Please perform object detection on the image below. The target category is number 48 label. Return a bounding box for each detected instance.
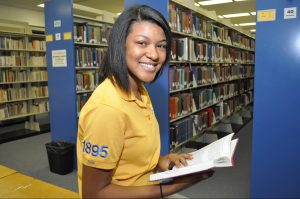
[284,7,297,19]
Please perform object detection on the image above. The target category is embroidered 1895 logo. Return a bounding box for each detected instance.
[82,140,109,158]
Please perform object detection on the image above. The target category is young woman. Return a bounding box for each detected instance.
[77,5,213,198]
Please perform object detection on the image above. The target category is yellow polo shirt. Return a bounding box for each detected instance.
[77,78,161,196]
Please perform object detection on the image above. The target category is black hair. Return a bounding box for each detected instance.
[99,4,172,93]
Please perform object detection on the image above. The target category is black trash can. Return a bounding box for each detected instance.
[45,141,75,175]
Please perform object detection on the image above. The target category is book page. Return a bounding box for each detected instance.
[214,138,239,167]
[185,133,234,166]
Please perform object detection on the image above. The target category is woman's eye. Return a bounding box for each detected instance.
[137,41,146,46]
[157,44,167,49]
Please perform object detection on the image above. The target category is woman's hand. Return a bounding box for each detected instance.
[158,153,193,171]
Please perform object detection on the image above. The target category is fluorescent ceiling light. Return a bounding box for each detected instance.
[37,3,44,7]
[198,0,233,6]
[250,29,256,32]
[218,15,224,18]
[239,22,256,26]
[223,13,250,18]
[234,0,248,1]
[250,12,256,15]
[194,3,200,6]
[234,24,239,26]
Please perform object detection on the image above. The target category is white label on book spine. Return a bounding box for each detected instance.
[284,7,297,19]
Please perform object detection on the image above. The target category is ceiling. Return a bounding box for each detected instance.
[197,0,256,34]
[0,0,256,34]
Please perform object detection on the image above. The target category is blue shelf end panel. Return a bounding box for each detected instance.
[44,0,77,144]
[251,0,300,198]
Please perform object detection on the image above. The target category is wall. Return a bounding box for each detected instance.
[0,4,44,27]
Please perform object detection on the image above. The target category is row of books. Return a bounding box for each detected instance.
[169,82,239,120]
[171,37,255,63]
[0,70,48,83]
[190,13,207,39]
[169,2,193,34]
[0,86,48,102]
[169,65,254,91]
[0,36,26,49]
[27,40,46,51]
[77,93,92,113]
[28,55,46,66]
[74,22,112,44]
[0,53,26,66]
[225,30,255,50]
[0,54,45,66]
[211,25,223,43]
[170,115,194,148]
[211,25,255,50]
[0,36,46,51]
[241,91,253,106]
[32,100,49,113]
[0,101,27,119]
[169,2,255,50]
[190,40,254,63]
[75,47,106,67]
[76,71,99,92]
[169,93,252,148]
[169,105,220,148]
[0,100,49,120]
[240,79,254,92]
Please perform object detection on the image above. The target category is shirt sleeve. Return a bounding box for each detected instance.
[78,103,125,170]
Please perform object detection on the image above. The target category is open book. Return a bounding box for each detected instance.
[150,133,238,181]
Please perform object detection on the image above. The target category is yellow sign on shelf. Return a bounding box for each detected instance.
[257,9,276,22]
[63,32,72,40]
[46,34,53,42]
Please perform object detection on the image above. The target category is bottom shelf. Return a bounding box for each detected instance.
[0,123,50,144]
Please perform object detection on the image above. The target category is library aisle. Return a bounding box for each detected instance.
[180,120,253,198]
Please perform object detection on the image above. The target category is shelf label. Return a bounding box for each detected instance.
[55,33,61,41]
[46,34,53,42]
[52,49,67,67]
[63,32,72,40]
[257,9,276,22]
[284,7,297,19]
[54,20,61,28]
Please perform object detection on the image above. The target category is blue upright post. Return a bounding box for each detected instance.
[251,1,300,197]
[124,0,170,155]
[44,0,77,144]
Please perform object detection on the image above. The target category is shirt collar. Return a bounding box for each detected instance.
[107,78,150,108]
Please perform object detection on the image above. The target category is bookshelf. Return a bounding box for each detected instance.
[73,15,112,114]
[0,30,49,133]
[125,0,255,155]
[44,0,114,144]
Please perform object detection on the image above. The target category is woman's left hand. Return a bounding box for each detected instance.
[158,153,193,171]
